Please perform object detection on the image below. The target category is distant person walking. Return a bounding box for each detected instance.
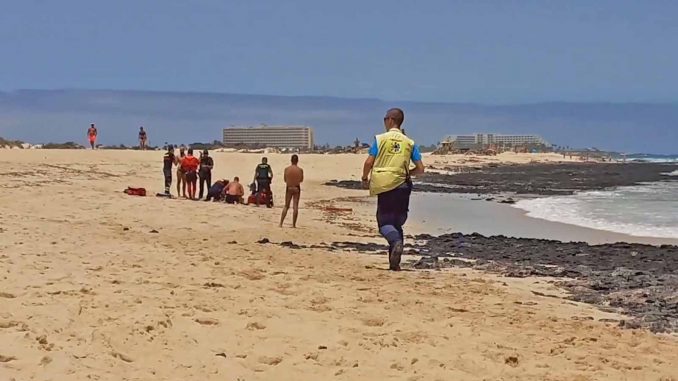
[87,123,98,149]
[198,149,214,200]
[176,147,187,198]
[253,157,273,194]
[279,154,304,228]
[162,145,175,195]
[181,148,200,200]
[139,127,148,150]
[362,108,425,271]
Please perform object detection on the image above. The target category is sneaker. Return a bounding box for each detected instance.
[389,240,403,271]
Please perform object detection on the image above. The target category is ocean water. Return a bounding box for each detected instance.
[513,181,678,239]
[625,154,678,163]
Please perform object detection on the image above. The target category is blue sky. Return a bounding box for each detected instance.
[1,0,677,103]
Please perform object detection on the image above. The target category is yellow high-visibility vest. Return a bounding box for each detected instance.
[369,128,415,196]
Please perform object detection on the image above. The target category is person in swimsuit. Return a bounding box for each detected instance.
[87,123,98,149]
[139,127,148,150]
[181,148,200,200]
[279,154,304,228]
[175,147,187,198]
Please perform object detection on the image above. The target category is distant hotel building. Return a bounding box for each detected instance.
[442,133,549,149]
[222,125,314,149]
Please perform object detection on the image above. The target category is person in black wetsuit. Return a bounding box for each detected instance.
[253,157,273,194]
[198,149,214,200]
[162,145,175,195]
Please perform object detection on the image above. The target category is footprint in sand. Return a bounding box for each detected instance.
[246,322,266,330]
[258,356,283,366]
[362,318,385,327]
[240,269,266,281]
[195,318,219,326]
[0,354,17,362]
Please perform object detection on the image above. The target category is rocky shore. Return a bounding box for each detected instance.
[262,234,678,333]
[326,162,678,196]
[319,162,678,333]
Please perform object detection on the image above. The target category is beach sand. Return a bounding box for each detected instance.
[1,150,676,381]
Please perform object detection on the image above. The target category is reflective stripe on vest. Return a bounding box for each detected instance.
[369,129,414,196]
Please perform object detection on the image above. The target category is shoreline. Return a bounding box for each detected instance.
[406,193,678,246]
[2,150,678,380]
[311,194,678,334]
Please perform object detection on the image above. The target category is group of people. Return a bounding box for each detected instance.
[161,148,305,228]
[86,124,149,150]
[162,147,215,200]
[98,106,422,268]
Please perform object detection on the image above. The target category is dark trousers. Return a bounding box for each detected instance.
[256,178,271,194]
[199,171,212,199]
[163,169,172,194]
[376,182,412,248]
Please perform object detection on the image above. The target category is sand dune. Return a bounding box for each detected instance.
[0,150,676,381]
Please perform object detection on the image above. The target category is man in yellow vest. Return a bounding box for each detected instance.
[362,108,425,271]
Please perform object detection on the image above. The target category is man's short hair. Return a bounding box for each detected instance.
[262,157,268,163]
[386,108,405,126]
[234,176,240,181]
[291,154,299,164]
[188,148,194,155]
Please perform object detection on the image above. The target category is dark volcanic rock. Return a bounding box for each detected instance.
[326,163,678,196]
[328,233,678,333]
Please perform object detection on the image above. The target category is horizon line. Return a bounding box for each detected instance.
[2,87,677,107]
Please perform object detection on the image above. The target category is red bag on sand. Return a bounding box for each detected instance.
[247,191,273,207]
[123,187,147,196]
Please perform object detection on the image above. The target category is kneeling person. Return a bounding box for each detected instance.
[205,179,228,202]
[225,177,245,204]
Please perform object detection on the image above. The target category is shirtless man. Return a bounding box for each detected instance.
[87,123,98,149]
[225,177,245,204]
[279,154,304,228]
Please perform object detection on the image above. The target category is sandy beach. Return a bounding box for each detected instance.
[1,150,677,381]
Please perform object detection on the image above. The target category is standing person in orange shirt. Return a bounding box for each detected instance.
[181,148,200,200]
[87,123,98,149]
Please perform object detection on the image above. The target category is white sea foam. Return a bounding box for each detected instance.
[513,182,678,239]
